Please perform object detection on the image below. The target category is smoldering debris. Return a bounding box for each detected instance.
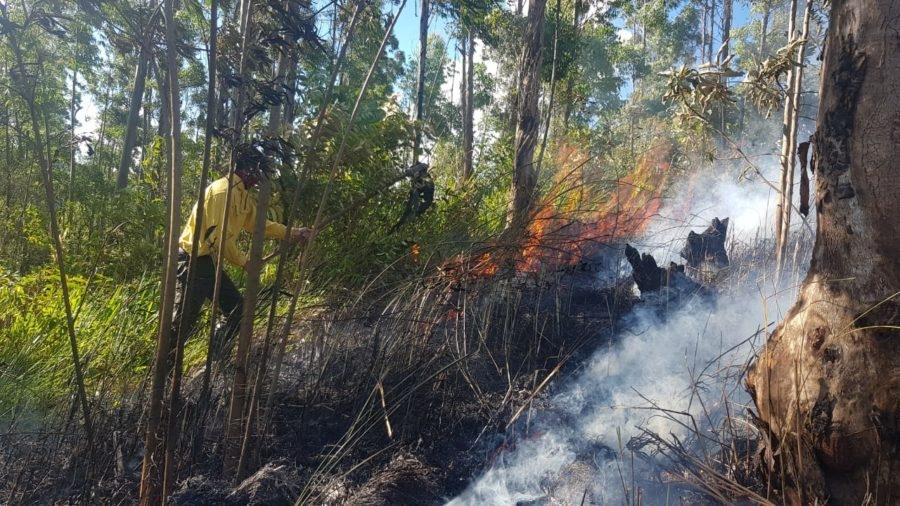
[447,280,793,506]
[624,243,696,295]
[679,217,730,270]
[448,171,810,505]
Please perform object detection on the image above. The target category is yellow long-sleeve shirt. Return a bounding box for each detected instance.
[178,174,287,268]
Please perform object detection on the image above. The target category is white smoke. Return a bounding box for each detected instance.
[637,155,784,264]
[448,162,809,505]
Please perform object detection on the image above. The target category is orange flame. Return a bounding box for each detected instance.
[442,141,674,280]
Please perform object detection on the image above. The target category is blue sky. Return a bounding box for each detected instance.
[391,0,755,59]
[392,1,452,58]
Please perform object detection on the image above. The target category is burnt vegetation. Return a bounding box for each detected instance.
[3,0,897,503]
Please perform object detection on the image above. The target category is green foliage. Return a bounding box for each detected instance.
[0,0,804,428]
[0,268,158,422]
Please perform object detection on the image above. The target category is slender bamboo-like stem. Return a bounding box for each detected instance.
[67,66,77,205]
[461,30,475,182]
[234,26,296,477]
[536,0,562,174]
[262,0,407,435]
[775,0,811,277]
[167,0,219,483]
[774,0,798,262]
[412,0,429,162]
[192,0,252,463]
[189,0,221,467]
[223,177,272,479]
[139,0,183,501]
[259,0,367,433]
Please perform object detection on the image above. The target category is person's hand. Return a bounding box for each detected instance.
[290,227,313,245]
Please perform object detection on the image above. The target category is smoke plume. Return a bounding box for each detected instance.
[448,156,810,504]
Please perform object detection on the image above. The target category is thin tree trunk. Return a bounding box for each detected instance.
[459,36,467,181]
[156,63,170,198]
[720,0,732,63]
[701,0,709,62]
[116,31,152,190]
[718,0,732,131]
[760,6,770,57]
[68,66,77,204]
[188,0,221,468]
[748,0,900,501]
[774,0,801,274]
[222,178,271,480]
[263,0,405,436]
[260,2,368,427]
[562,0,581,130]
[234,24,296,477]
[193,0,252,465]
[776,0,812,277]
[170,0,219,481]
[2,3,95,464]
[536,0,561,173]
[139,0,183,501]
[507,0,547,233]
[707,0,716,63]
[461,31,475,182]
[412,0,429,162]
[4,98,11,209]
[217,0,260,480]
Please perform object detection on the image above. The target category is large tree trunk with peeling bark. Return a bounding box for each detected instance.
[747,1,900,503]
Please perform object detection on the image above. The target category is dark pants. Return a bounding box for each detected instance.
[172,250,243,359]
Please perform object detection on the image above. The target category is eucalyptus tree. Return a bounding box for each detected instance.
[747,0,900,501]
[507,0,546,233]
[412,0,430,162]
[113,1,159,190]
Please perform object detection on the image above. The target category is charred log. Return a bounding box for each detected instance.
[625,244,694,294]
[679,217,729,269]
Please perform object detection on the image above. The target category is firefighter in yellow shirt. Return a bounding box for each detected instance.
[172,149,310,357]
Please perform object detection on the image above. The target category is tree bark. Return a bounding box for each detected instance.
[461,31,475,182]
[412,0,429,162]
[562,0,581,130]
[222,178,271,480]
[507,0,546,233]
[775,0,811,276]
[774,0,799,263]
[720,0,732,63]
[116,38,151,190]
[68,66,78,203]
[536,0,561,173]
[708,0,716,63]
[701,0,709,62]
[235,22,296,477]
[747,0,900,503]
[188,0,220,470]
[139,0,183,501]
